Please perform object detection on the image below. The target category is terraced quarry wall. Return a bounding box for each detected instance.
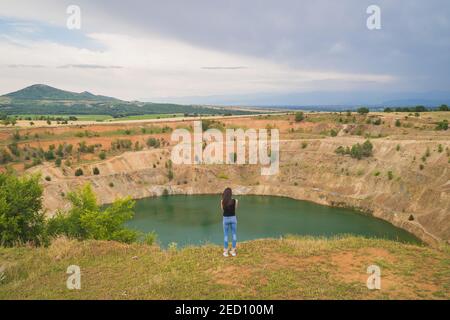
[32,136,450,246]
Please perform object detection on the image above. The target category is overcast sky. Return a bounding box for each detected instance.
[0,0,449,105]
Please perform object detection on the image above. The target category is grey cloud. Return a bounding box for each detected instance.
[57,64,123,69]
[201,66,248,70]
[81,0,450,92]
[7,64,46,68]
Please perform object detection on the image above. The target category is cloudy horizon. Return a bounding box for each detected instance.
[1,0,449,105]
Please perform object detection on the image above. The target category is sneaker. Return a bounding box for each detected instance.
[223,249,229,257]
[230,249,237,257]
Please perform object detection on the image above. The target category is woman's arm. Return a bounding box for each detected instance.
[235,199,238,209]
[220,200,223,211]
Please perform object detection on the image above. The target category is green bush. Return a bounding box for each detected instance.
[294,112,304,122]
[75,168,84,176]
[146,137,160,148]
[47,184,138,243]
[143,232,158,246]
[99,151,106,160]
[436,120,448,131]
[0,172,46,246]
[335,140,373,160]
[93,167,100,175]
[350,140,373,160]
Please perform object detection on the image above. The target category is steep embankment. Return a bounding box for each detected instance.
[0,236,448,299]
[31,137,450,245]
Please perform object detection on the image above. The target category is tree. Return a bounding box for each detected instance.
[47,184,138,243]
[438,104,449,112]
[93,167,100,175]
[336,140,373,160]
[75,168,84,176]
[0,172,46,246]
[414,105,427,112]
[294,112,304,122]
[357,107,369,115]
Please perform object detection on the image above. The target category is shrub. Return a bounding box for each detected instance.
[146,137,160,148]
[143,232,158,246]
[45,176,51,181]
[0,172,46,246]
[75,168,84,176]
[93,167,100,175]
[387,171,394,180]
[167,169,174,181]
[47,183,138,243]
[109,182,114,187]
[350,140,373,160]
[330,129,338,137]
[436,120,448,131]
[99,151,106,160]
[111,139,132,150]
[301,142,308,149]
[335,140,373,160]
[44,149,55,161]
[294,112,304,122]
[438,144,443,153]
[395,119,401,127]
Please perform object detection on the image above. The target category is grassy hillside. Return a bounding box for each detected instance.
[0,236,448,299]
[3,84,119,101]
[0,84,257,117]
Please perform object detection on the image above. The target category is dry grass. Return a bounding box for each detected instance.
[0,236,449,300]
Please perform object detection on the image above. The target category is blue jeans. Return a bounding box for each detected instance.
[223,216,237,249]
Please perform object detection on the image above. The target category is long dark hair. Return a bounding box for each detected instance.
[222,187,233,207]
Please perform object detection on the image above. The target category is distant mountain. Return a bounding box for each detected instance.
[3,84,120,102]
[381,99,450,107]
[0,84,256,117]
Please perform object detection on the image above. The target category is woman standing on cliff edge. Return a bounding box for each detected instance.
[221,187,238,257]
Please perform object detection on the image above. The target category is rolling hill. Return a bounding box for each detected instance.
[3,84,119,102]
[0,84,256,117]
